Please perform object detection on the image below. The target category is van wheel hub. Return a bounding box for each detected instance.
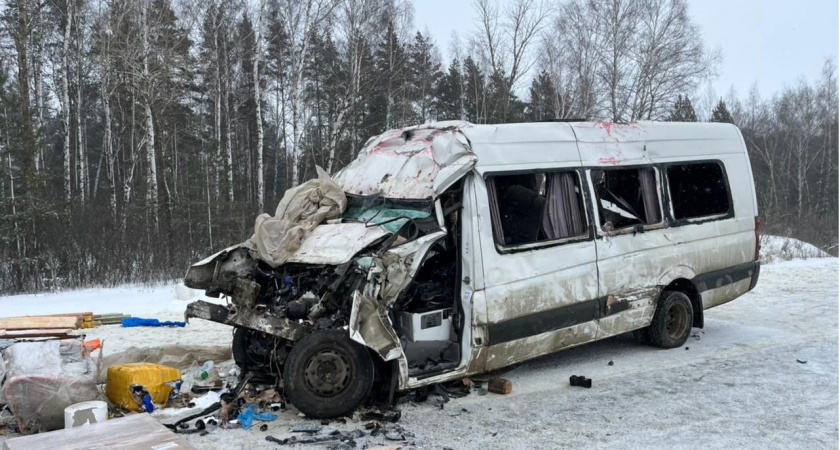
[665,302,690,339]
[303,350,352,397]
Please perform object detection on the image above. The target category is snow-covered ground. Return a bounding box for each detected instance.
[0,241,837,449]
[760,234,831,264]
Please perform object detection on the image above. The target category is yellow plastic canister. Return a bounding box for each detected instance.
[105,363,181,411]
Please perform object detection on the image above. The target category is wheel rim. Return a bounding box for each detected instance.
[303,349,352,397]
[665,302,690,340]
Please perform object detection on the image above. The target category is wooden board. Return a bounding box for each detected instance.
[0,328,74,339]
[0,316,80,330]
[2,413,197,450]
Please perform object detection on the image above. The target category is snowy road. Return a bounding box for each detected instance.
[1,258,837,449]
[397,259,839,450]
[184,258,838,450]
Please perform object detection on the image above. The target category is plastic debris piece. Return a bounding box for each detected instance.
[238,404,277,430]
[121,318,186,328]
[290,422,323,433]
[569,375,592,388]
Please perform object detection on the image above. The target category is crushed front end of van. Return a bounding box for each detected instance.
[182,122,475,418]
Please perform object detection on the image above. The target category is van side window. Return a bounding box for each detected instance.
[486,171,587,247]
[590,167,662,231]
[667,162,730,220]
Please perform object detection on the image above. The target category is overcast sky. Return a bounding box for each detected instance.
[412,0,839,100]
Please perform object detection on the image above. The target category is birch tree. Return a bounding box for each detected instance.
[254,0,265,211]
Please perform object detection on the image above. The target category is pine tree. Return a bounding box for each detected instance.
[371,21,408,130]
[462,56,484,123]
[435,58,462,121]
[526,70,558,121]
[408,32,441,122]
[667,95,698,122]
[710,99,734,123]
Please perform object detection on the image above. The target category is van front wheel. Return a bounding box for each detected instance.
[283,330,375,418]
[649,291,693,349]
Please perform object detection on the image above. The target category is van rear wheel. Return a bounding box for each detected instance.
[283,330,375,418]
[649,291,693,348]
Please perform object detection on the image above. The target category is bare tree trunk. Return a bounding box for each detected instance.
[121,86,138,233]
[62,0,73,203]
[254,0,265,211]
[103,72,116,223]
[222,30,234,202]
[141,0,158,229]
[76,4,87,205]
[32,9,43,172]
[213,22,222,202]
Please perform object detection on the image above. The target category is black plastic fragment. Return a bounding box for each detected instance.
[569,375,592,388]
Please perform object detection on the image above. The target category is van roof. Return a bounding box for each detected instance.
[334,121,745,199]
[460,120,744,171]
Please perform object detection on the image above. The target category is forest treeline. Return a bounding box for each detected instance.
[0,0,836,293]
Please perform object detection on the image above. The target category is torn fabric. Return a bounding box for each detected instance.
[243,166,347,267]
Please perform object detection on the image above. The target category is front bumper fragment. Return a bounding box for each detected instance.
[185,300,310,341]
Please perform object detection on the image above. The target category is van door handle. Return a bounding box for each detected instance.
[463,276,471,285]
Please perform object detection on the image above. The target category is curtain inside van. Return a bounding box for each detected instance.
[484,177,506,245]
[542,172,586,239]
[639,168,661,224]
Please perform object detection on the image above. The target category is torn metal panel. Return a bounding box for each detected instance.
[285,223,389,265]
[185,300,308,341]
[596,287,660,339]
[348,292,402,361]
[184,245,246,290]
[334,122,476,200]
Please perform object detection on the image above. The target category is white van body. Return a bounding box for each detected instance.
[355,120,760,390]
[185,120,760,416]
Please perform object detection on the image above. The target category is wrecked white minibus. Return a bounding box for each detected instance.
[183,121,760,418]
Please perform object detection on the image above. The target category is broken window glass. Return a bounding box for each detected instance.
[667,162,730,220]
[486,171,587,247]
[591,167,662,231]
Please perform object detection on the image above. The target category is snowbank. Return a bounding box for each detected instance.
[0,283,218,318]
[760,235,832,264]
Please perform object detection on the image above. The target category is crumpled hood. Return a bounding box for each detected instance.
[184,223,389,289]
[284,223,390,265]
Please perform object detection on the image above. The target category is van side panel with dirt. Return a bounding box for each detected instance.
[458,121,759,375]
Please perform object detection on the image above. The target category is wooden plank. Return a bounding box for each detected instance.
[24,312,93,322]
[488,377,513,395]
[0,328,74,339]
[2,413,197,450]
[0,316,80,330]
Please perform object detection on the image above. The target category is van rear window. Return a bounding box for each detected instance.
[667,162,730,220]
[486,171,587,247]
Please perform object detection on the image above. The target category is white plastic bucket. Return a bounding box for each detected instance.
[64,400,109,429]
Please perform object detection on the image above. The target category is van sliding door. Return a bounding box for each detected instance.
[587,166,669,338]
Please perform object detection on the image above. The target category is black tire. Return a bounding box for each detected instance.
[232,327,281,373]
[283,330,375,418]
[648,291,694,349]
